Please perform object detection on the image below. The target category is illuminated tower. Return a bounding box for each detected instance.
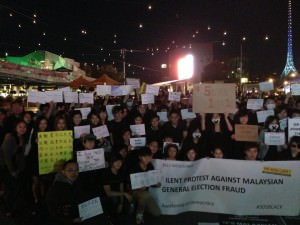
[282,0,297,77]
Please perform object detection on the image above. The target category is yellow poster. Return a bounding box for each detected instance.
[38,130,73,175]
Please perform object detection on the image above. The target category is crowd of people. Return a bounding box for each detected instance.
[0,89,300,225]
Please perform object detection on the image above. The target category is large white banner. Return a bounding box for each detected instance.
[149,159,300,216]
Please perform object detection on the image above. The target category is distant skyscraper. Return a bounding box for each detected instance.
[282,0,297,77]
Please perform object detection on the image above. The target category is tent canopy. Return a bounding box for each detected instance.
[69,74,121,88]
[69,76,93,88]
[3,50,72,71]
[91,74,121,85]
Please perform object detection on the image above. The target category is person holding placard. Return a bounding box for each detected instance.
[181,126,206,159]
[279,136,300,160]
[129,148,160,224]
[146,115,163,145]
[258,116,285,161]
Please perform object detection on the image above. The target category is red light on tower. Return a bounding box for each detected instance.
[177,54,194,80]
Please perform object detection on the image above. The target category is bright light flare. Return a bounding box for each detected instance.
[177,54,194,80]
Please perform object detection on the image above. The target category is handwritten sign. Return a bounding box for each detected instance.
[130,137,146,147]
[38,130,73,175]
[130,124,146,136]
[45,90,63,102]
[75,107,91,120]
[264,132,285,145]
[64,92,78,103]
[234,125,258,142]
[157,112,168,122]
[146,85,160,96]
[126,78,140,89]
[181,109,196,120]
[247,99,264,110]
[256,110,274,123]
[130,170,161,190]
[92,125,110,139]
[291,84,300,96]
[74,125,90,139]
[78,197,103,221]
[168,92,181,102]
[259,81,274,92]
[76,148,105,172]
[288,118,300,140]
[96,85,111,96]
[27,91,45,104]
[192,83,236,113]
[79,93,94,104]
[141,93,155,104]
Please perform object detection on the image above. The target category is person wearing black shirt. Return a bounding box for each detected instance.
[161,110,186,143]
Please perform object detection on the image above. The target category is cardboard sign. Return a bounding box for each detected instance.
[38,131,73,175]
[291,84,300,96]
[45,90,63,102]
[27,91,45,104]
[64,92,78,103]
[74,125,90,139]
[79,93,94,104]
[247,99,264,110]
[75,107,91,120]
[259,81,274,92]
[288,118,300,140]
[264,132,285,145]
[141,93,155,104]
[146,85,160,96]
[256,110,274,123]
[234,125,258,142]
[92,125,110,139]
[192,83,236,113]
[168,92,181,102]
[157,112,168,122]
[126,78,140,89]
[130,170,161,190]
[130,137,146,147]
[130,124,146,136]
[76,148,105,172]
[78,197,103,221]
[181,109,196,120]
[96,85,111,96]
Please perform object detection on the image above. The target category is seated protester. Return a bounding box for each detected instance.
[109,106,129,148]
[164,144,179,161]
[181,126,206,159]
[211,146,225,159]
[258,116,284,161]
[263,97,276,111]
[184,147,198,161]
[46,160,108,225]
[146,115,163,144]
[135,104,155,129]
[243,142,259,160]
[279,136,300,160]
[129,148,160,224]
[102,154,133,218]
[54,116,68,131]
[162,110,187,143]
[130,113,146,138]
[275,105,288,121]
[88,110,101,129]
[98,107,108,126]
[148,140,163,159]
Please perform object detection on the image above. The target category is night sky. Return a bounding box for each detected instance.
[1,0,300,81]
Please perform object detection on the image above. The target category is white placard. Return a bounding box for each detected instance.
[259,81,274,92]
[146,85,160,96]
[76,148,105,172]
[288,118,300,140]
[130,137,146,147]
[111,85,134,96]
[264,132,285,145]
[291,84,300,96]
[106,104,118,121]
[44,90,63,103]
[57,86,71,92]
[27,91,45,104]
[141,93,155,104]
[96,85,111,96]
[130,124,146,136]
[181,109,196,120]
[157,112,168,122]
[279,118,288,131]
[168,92,181,102]
[74,125,91,139]
[92,125,110,139]
[79,93,94,104]
[64,92,78,103]
[256,110,274,123]
[130,170,161,190]
[75,107,91,120]
[78,197,103,221]
[126,78,140,89]
[247,99,264,110]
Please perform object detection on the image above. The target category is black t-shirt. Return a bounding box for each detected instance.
[108,119,129,147]
[162,120,186,143]
[102,168,124,193]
